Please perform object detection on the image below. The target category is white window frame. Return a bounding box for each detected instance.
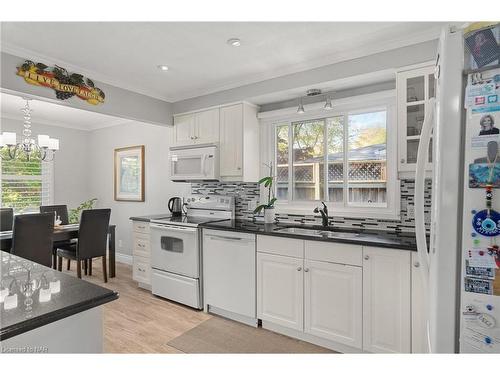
[259,90,400,220]
[0,157,54,213]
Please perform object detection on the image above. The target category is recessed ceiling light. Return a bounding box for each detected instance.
[227,38,241,47]
[157,65,169,71]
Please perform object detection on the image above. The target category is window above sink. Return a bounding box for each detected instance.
[259,91,400,220]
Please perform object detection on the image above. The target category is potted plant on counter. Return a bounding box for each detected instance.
[254,162,277,223]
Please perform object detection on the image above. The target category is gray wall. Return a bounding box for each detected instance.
[88,121,191,257]
[172,39,438,114]
[1,52,174,126]
[0,118,90,208]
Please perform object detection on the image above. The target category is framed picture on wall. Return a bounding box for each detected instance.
[114,145,145,202]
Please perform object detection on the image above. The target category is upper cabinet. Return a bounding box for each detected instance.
[397,64,435,176]
[173,108,220,146]
[173,102,260,182]
[219,103,259,181]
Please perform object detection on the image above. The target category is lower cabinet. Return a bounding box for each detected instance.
[256,249,363,350]
[362,246,411,353]
[131,220,151,288]
[304,260,362,348]
[257,253,303,331]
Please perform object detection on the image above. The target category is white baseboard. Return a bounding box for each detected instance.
[115,252,133,265]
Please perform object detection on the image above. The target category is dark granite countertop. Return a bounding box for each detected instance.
[0,251,118,341]
[200,219,423,251]
[129,214,171,222]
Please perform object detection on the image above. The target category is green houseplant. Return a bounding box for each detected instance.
[253,162,277,223]
[69,198,98,223]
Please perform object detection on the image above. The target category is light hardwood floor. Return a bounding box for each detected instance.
[61,259,211,353]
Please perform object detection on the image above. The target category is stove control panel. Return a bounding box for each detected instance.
[184,195,234,210]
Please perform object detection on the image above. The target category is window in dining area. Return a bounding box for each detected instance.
[0,149,53,213]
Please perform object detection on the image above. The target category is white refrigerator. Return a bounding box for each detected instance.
[414,24,500,353]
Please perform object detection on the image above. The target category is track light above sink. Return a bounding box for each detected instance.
[324,94,333,110]
[297,97,305,114]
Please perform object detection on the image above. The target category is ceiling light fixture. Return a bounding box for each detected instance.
[157,65,169,71]
[0,99,59,162]
[324,94,333,110]
[297,97,305,114]
[227,38,241,47]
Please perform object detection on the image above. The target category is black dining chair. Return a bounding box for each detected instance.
[11,213,54,267]
[40,205,69,225]
[0,208,14,251]
[40,204,75,269]
[0,207,14,231]
[56,209,111,282]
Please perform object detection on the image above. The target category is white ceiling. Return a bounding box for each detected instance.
[0,92,130,131]
[0,22,445,103]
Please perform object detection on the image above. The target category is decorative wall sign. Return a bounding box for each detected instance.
[114,145,145,202]
[16,60,105,105]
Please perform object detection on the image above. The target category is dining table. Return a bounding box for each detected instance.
[0,223,116,278]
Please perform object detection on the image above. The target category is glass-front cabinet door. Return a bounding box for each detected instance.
[397,64,435,174]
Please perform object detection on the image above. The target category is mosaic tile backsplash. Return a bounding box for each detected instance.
[191,179,432,233]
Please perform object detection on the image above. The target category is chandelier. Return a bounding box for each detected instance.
[0,99,60,162]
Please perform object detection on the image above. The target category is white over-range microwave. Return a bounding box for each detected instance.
[169,144,220,182]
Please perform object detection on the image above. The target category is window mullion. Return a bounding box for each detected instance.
[343,113,348,208]
[288,122,293,202]
[323,119,328,202]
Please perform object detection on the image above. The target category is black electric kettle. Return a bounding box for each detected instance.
[168,197,183,217]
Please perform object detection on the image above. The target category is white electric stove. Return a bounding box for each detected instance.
[149,195,234,309]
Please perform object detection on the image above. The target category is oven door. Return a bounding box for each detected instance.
[150,223,199,278]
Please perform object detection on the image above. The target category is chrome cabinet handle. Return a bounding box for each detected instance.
[414,261,420,268]
[297,267,302,271]
[364,255,370,260]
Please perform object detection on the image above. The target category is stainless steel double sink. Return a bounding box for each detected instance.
[274,226,362,239]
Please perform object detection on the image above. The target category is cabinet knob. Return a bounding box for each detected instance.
[304,268,309,272]
[297,267,302,271]
[237,167,242,170]
[364,255,370,260]
[400,158,405,163]
[414,261,420,268]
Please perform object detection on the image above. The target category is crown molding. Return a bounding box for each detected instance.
[0,42,175,102]
[1,113,132,132]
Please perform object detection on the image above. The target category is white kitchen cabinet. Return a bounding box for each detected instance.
[219,103,259,182]
[131,220,151,289]
[257,252,303,331]
[173,108,219,146]
[362,246,411,353]
[304,259,362,349]
[203,230,256,323]
[173,113,196,145]
[411,251,427,353]
[397,63,435,176]
[195,108,220,144]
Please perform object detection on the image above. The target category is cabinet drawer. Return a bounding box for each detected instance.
[133,256,151,284]
[133,234,150,258]
[257,235,304,258]
[133,221,150,234]
[305,241,362,266]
